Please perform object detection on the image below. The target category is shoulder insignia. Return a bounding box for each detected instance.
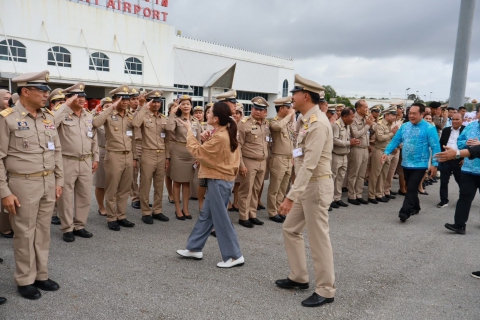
[335,120,341,125]
[309,114,318,123]
[201,122,206,125]
[46,108,55,117]
[161,113,166,118]
[0,107,13,118]
[273,116,278,121]
[241,117,249,123]
[265,119,270,124]
[54,104,63,111]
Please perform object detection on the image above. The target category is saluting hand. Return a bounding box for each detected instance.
[278,198,294,216]
[65,94,78,107]
[112,97,122,109]
[2,194,21,215]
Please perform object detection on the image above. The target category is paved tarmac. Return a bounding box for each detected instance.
[1,178,479,319]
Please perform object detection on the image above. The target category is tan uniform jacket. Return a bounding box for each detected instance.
[54,105,99,161]
[270,113,294,156]
[0,103,64,198]
[374,119,394,150]
[350,113,371,147]
[132,105,170,158]
[92,106,135,155]
[433,115,447,134]
[166,115,202,144]
[287,106,333,202]
[237,116,271,168]
[97,126,106,148]
[332,118,350,155]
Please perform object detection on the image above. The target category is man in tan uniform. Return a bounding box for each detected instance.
[277,74,335,308]
[367,106,399,204]
[93,85,136,231]
[326,104,337,124]
[383,103,404,198]
[237,97,271,228]
[364,105,381,185]
[132,90,170,224]
[347,100,374,205]
[0,71,63,300]
[335,103,345,119]
[330,107,358,209]
[129,88,142,209]
[216,89,238,115]
[267,96,295,223]
[54,83,98,242]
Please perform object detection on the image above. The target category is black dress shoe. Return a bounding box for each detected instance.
[131,201,141,209]
[168,197,174,204]
[98,210,107,216]
[445,223,466,234]
[347,198,360,206]
[0,230,14,238]
[189,197,198,201]
[364,181,368,187]
[73,229,93,238]
[385,194,396,199]
[107,221,120,231]
[175,211,185,220]
[210,230,217,237]
[418,190,429,195]
[342,187,348,193]
[330,201,339,209]
[142,215,154,225]
[368,198,378,204]
[0,297,6,305]
[269,215,284,223]
[62,232,75,243]
[357,198,368,205]
[182,209,192,220]
[228,205,239,212]
[249,218,264,225]
[279,214,287,220]
[397,190,407,196]
[399,212,409,222]
[335,200,349,207]
[239,219,254,228]
[275,278,309,290]
[390,191,398,195]
[376,197,389,203]
[152,213,169,222]
[118,219,135,227]
[328,207,333,211]
[18,285,41,300]
[411,209,420,215]
[34,279,59,291]
[0,257,3,263]
[51,216,61,225]
[257,205,266,210]
[149,203,152,207]
[301,292,334,307]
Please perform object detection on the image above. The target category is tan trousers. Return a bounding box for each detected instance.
[342,165,349,188]
[238,157,266,220]
[347,147,369,199]
[331,153,348,201]
[105,151,133,222]
[139,150,166,216]
[58,157,93,233]
[9,175,55,286]
[267,155,292,217]
[130,148,141,202]
[384,151,400,195]
[283,178,336,298]
[368,148,391,199]
[0,205,11,233]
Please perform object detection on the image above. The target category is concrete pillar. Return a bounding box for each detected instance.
[448,0,476,109]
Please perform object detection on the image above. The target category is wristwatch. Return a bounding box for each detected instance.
[455,150,461,160]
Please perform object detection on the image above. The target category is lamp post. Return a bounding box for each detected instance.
[430,92,432,101]
[405,88,410,103]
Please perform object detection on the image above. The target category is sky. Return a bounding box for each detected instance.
[167,0,480,102]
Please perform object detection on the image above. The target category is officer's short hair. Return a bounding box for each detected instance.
[411,102,426,114]
[341,107,355,117]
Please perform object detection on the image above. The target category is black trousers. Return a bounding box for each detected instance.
[454,172,480,227]
[400,168,426,217]
[439,159,462,203]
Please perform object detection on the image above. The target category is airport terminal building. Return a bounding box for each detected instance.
[0,0,294,117]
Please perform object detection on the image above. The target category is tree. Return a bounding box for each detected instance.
[407,94,416,100]
[323,85,337,103]
[336,97,353,108]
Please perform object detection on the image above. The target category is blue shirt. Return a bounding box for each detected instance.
[445,118,452,128]
[385,119,440,168]
[457,121,480,176]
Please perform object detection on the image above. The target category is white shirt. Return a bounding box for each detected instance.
[446,127,461,150]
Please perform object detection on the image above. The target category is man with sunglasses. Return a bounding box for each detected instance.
[53,83,98,242]
[0,70,64,300]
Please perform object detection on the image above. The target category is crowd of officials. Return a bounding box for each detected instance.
[0,70,479,308]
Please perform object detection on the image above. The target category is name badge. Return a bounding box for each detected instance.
[161,133,166,138]
[293,148,303,158]
[126,130,133,137]
[266,136,272,142]
[18,121,29,130]
[111,115,118,121]
[47,141,55,151]
[87,132,94,138]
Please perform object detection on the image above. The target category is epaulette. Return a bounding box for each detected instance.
[46,108,55,117]
[0,107,13,118]
[54,103,63,111]
[241,116,249,123]
[310,114,318,123]
[273,116,278,121]
[265,119,270,124]
[160,113,166,118]
[335,120,341,125]
[201,122,206,125]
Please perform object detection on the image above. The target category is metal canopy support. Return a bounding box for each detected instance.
[448,0,476,109]
[0,18,18,75]
[114,35,133,84]
[143,41,161,86]
[81,29,100,81]
[42,21,62,78]
[173,47,191,91]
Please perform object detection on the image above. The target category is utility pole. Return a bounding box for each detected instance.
[448,0,476,109]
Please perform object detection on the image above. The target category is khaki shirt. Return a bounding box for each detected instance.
[433,115,446,136]
[166,115,202,144]
[350,113,371,148]
[132,105,170,158]
[332,117,350,155]
[287,105,333,202]
[270,113,295,156]
[374,119,395,150]
[237,116,271,168]
[54,105,99,162]
[92,106,134,154]
[0,103,64,198]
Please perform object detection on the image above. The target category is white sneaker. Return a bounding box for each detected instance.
[176,249,203,260]
[217,256,245,268]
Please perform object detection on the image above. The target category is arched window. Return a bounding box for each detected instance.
[282,79,288,97]
[125,57,142,75]
[47,46,71,67]
[89,52,109,72]
[0,39,27,62]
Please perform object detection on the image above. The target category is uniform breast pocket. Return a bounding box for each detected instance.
[246,132,256,143]
[14,130,39,150]
[62,121,77,135]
